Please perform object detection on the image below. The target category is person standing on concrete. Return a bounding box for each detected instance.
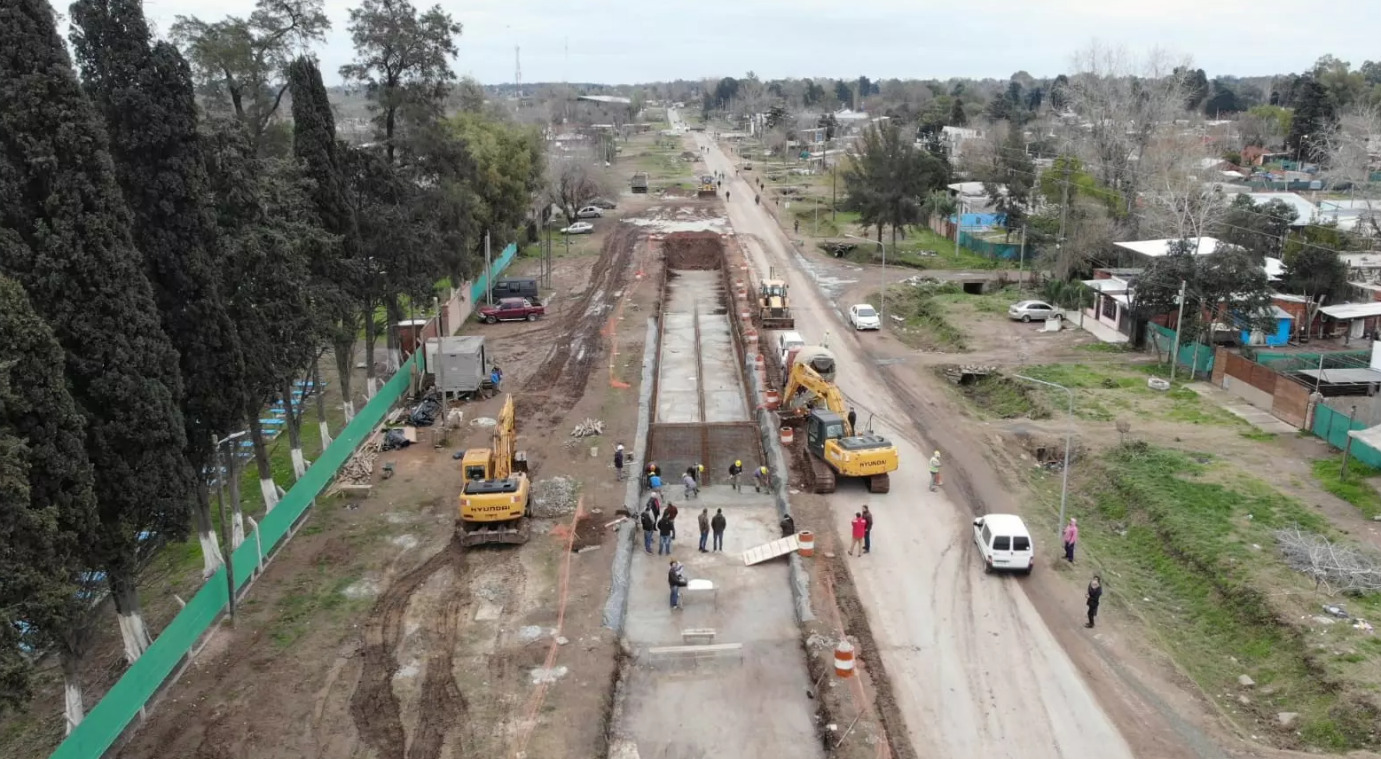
[929,450,942,492]
[848,512,866,556]
[665,502,679,539]
[613,444,626,481]
[711,508,727,551]
[668,560,687,609]
[728,459,743,491]
[695,463,705,485]
[682,469,699,499]
[1085,575,1103,628]
[862,505,874,554]
[754,465,770,493]
[780,512,796,537]
[657,513,674,555]
[847,407,858,433]
[648,471,663,499]
[645,461,661,490]
[698,508,711,552]
[640,508,656,554]
[1063,517,1079,563]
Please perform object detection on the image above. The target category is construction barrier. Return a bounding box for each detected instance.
[834,639,855,678]
[49,355,420,759]
[797,531,814,557]
[780,427,794,445]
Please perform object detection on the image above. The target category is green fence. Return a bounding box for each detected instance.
[1247,349,1370,373]
[958,231,1021,260]
[1146,323,1216,375]
[469,243,518,304]
[50,354,419,759]
[1311,403,1381,469]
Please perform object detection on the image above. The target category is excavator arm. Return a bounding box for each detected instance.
[493,395,516,479]
[783,362,852,434]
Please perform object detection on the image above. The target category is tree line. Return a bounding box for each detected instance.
[0,0,543,729]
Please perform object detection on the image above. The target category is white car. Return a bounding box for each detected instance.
[972,514,1034,575]
[576,205,603,219]
[848,304,881,331]
[1008,300,1060,322]
[560,221,594,235]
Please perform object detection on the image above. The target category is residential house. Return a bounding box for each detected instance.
[1243,192,1318,226]
[941,125,983,159]
[1319,199,1380,235]
[1081,268,1139,341]
[1241,306,1294,347]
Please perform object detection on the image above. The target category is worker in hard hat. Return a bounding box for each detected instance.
[728,459,743,492]
[929,450,942,492]
[754,465,770,493]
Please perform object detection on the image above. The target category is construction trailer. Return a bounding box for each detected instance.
[630,172,649,193]
[426,335,489,395]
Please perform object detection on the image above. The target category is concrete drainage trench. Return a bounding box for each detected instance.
[602,232,823,759]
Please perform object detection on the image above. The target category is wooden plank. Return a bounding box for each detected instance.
[647,643,742,656]
[741,535,800,566]
[681,628,717,643]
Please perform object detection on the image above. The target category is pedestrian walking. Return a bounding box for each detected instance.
[780,512,796,538]
[613,444,626,481]
[929,450,942,491]
[1063,517,1079,563]
[682,470,699,499]
[728,459,743,491]
[640,508,656,553]
[698,508,710,552]
[1085,575,1102,628]
[794,219,800,234]
[847,407,857,433]
[754,465,770,493]
[726,190,731,201]
[657,514,674,555]
[489,366,503,392]
[848,512,866,556]
[668,560,688,609]
[665,502,679,539]
[754,194,760,205]
[862,505,874,554]
[711,508,726,551]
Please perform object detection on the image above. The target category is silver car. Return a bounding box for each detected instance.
[1008,300,1060,322]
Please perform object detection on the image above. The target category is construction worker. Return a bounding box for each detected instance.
[929,450,942,492]
[694,462,705,485]
[780,512,796,538]
[682,469,699,499]
[847,407,857,433]
[754,465,770,493]
[728,459,743,491]
[613,444,626,481]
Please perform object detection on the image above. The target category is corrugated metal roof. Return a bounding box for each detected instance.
[1319,302,1381,320]
[1298,368,1381,384]
[1114,237,1224,257]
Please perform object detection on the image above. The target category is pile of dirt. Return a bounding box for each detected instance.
[531,476,580,518]
[662,232,723,270]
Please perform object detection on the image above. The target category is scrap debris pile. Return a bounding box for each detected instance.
[340,436,382,486]
[570,418,604,438]
[409,393,443,427]
[1276,527,1381,595]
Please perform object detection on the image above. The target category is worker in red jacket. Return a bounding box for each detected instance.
[848,512,867,557]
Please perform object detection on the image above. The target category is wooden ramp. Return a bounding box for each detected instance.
[742,534,800,566]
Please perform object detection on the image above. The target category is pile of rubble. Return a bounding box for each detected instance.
[333,434,381,493]
[530,476,580,518]
[941,364,999,385]
[569,417,604,438]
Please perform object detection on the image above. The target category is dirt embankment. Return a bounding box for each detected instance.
[662,232,724,270]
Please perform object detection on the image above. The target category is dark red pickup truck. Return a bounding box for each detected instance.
[479,297,545,323]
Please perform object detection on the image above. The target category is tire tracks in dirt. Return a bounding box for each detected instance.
[518,223,639,429]
[349,538,466,759]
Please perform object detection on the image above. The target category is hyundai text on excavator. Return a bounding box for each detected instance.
[780,347,899,493]
[457,395,531,546]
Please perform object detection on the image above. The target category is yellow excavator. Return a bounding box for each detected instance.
[781,349,899,494]
[757,278,794,329]
[457,395,531,546]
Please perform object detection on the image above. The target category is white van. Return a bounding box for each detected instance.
[776,330,805,364]
[972,514,1034,574]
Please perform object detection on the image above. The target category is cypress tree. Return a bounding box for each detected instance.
[289,56,363,438]
[0,0,194,662]
[0,273,101,726]
[70,0,248,577]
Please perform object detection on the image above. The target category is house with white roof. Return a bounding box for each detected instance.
[1243,192,1318,227]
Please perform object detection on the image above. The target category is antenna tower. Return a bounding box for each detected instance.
[514,45,521,97]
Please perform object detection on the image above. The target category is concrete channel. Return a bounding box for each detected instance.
[605,231,824,759]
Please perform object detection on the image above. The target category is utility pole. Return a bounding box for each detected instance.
[1057,157,1072,248]
[1169,280,1188,382]
[484,232,492,306]
[1018,226,1027,291]
[953,200,964,259]
[1342,405,1359,478]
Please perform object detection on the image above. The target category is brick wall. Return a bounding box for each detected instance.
[1214,347,1310,429]
[645,422,763,487]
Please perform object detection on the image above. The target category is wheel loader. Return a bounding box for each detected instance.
[756,279,794,329]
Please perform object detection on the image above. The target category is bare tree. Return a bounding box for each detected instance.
[1322,106,1381,235]
[546,158,614,224]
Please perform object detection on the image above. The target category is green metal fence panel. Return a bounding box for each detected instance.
[468,243,518,304]
[1311,403,1381,468]
[957,231,1020,260]
[1147,323,1216,375]
[50,354,419,759]
[1251,350,1369,372]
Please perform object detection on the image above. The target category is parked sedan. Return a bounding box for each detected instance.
[478,298,545,324]
[560,221,594,235]
[576,205,604,219]
[1008,300,1061,322]
[588,197,618,209]
[848,304,881,331]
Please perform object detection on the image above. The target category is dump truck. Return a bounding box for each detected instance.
[457,395,531,545]
[630,172,649,194]
[780,350,899,494]
[756,278,794,329]
[697,175,717,198]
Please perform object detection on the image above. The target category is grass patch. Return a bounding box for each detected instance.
[870,285,967,351]
[267,564,366,648]
[1311,456,1381,518]
[1072,443,1379,751]
[941,370,1050,419]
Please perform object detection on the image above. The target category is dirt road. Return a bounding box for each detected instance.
[693,128,1138,759]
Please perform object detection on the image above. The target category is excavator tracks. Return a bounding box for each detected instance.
[802,448,837,494]
[867,474,891,493]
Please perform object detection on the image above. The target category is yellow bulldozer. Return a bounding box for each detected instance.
[781,351,898,494]
[457,395,531,546]
[697,175,717,198]
[757,278,794,329]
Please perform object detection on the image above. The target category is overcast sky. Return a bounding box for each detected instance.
[138,0,1380,86]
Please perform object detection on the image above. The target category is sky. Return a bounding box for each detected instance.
[137,0,1381,86]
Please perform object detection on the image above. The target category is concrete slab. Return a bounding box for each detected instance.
[620,486,822,759]
[1186,382,1297,434]
[656,269,750,423]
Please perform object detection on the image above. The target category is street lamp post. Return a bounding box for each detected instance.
[213,431,248,626]
[1013,374,1074,534]
[844,233,887,323]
